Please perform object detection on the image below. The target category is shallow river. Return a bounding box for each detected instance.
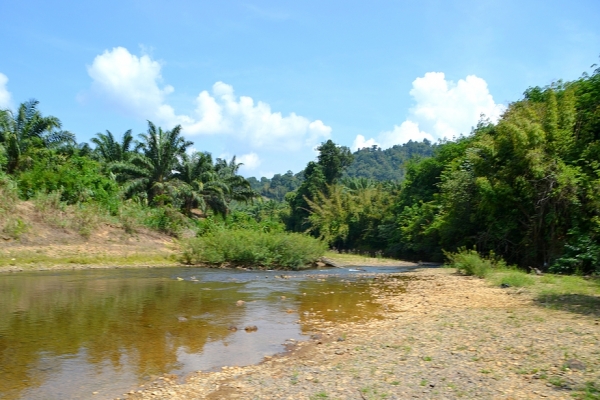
[0,265,413,399]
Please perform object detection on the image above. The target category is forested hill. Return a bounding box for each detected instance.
[248,139,435,200]
[247,171,304,202]
[343,140,435,181]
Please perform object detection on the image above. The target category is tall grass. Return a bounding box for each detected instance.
[181,230,326,270]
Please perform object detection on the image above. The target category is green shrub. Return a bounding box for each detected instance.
[181,229,326,269]
[444,248,503,278]
[18,153,119,212]
[144,206,190,237]
[550,229,600,275]
[194,210,285,236]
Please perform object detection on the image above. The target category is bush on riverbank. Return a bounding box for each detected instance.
[443,248,507,278]
[180,230,327,269]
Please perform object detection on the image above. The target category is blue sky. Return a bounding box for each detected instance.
[1,1,599,177]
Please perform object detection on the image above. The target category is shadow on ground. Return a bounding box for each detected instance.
[534,293,600,317]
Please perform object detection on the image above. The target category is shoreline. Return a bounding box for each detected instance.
[119,268,600,400]
[0,251,421,273]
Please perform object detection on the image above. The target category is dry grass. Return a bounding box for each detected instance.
[0,249,177,270]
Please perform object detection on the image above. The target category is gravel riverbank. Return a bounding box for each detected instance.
[120,268,600,400]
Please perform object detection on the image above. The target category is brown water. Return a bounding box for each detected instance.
[0,266,411,400]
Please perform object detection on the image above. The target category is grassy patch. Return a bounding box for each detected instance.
[445,249,600,316]
[527,274,599,315]
[573,382,600,400]
[181,229,326,270]
[486,268,600,316]
[489,269,536,287]
[0,250,176,269]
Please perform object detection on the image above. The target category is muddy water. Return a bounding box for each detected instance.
[0,266,412,399]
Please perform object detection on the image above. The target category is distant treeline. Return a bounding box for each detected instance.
[247,140,435,201]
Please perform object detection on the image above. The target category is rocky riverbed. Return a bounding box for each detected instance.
[118,268,600,399]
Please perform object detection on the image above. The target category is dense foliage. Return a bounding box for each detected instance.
[385,69,600,274]
[2,63,599,274]
[181,229,326,269]
[287,65,600,274]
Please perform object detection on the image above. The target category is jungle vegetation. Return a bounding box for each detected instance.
[1,65,599,273]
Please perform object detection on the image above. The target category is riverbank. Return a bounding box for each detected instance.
[0,200,181,272]
[0,230,179,272]
[0,225,416,273]
[121,267,600,400]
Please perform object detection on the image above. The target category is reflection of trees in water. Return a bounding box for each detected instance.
[0,273,248,399]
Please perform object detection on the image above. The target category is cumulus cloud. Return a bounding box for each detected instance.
[352,135,379,151]
[87,47,178,120]
[86,47,330,152]
[0,73,12,109]
[237,152,261,173]
[185,82,331,150]
[352,72,505,151]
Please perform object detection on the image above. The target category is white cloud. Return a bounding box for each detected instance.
[86,47,330,152]
[87,47,178,121]
[378,121,435,149]
[0,73,12,109]
[352,135,379,151]
[353,72,505,150]
[185,82,331,151]
[237,152,261,174]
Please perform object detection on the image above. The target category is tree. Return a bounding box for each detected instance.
[0,99,62,174]
[175,151,228,216]
[317,139,353,185]
[91,129,135,164]
[214,156,256,206]
[113,122,192,205]
[306,181,394,251]
[287,140,354,233]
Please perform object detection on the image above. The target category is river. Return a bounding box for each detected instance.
[0,265,413,399]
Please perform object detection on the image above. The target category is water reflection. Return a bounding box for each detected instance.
[0,267,409,399]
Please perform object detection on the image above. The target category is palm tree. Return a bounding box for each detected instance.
[214,156,257,206]
[175,151,228,216]
[91,129,134,164]
[113,121,192,205]
[0,99,62,174]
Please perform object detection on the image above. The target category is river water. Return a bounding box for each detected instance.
[0,265,413,399]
